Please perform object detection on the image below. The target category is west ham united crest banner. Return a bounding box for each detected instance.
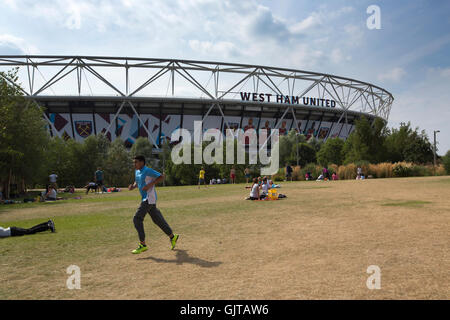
[75,121,93,138]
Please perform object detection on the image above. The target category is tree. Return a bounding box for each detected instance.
[293,143,316,167]
[384,122,433,164]
[0,68,50,197]
[279,130,306,166]
[130,137,155,166]
[103,139,133,187]
[343,117,388,164]
[442,150,450,175]
[317,137,345,166]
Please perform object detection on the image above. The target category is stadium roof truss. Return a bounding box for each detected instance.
[0,56,394,147]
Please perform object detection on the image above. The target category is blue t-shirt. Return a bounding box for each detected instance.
[135,166,161,204]
[95,170,103,181]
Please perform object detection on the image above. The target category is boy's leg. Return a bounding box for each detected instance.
[148,205,173,236]
[29,222,51,234]
[10,222,50,236]
[133,201,149,243]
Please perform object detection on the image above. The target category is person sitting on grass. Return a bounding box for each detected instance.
[84,182,97,194]
[0,220,55,238]
[332,172,339,181]
[45,185,57,201]
[246,178,265,200]
[261,177,270,198]
[64,185,75,193]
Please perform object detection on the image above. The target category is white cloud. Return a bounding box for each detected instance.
[378,67,406,82]
[0,34,39,54]
[389,68,450,154]
[289,14,321,34]
[188,40,239,59]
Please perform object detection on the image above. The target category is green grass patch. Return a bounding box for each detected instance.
[382,200,432,207]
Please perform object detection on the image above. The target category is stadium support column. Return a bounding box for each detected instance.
[103,101,126,139]
[159,102,162,148]
[325,114,337,140]
[92,106,97,135]
[180,103,184,130]
[316,112,325,138]
[69,103,75,138]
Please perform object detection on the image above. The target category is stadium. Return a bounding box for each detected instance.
[0,55,394,147]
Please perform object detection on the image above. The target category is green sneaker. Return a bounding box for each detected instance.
[132,243,148,254]
[170,234,180,250]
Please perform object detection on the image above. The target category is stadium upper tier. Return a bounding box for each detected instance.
[0,56,393,145]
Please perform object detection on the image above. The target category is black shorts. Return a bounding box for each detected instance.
[96,180,103,186]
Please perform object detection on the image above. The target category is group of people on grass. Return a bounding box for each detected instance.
[285,164,339,182]
[247,176,284,201]
[198,166,257,188]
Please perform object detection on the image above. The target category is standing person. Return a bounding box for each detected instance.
[95,167,104,193]
[1,220,55,238]
[198,167,207,188]
[230,167,236,184]
[323,167,330,181]
[244,167,251,184]
[128,155,179,254]
[285,163,293,182]
[49,173,58,189]
[356,166,362,180]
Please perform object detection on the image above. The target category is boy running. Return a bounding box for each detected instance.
[128,155,179,254]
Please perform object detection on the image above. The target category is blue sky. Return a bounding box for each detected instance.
[1,0,449,154]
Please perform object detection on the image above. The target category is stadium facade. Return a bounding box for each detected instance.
[0,56,394,148]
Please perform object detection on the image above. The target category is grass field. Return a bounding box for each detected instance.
[1,176,449,300]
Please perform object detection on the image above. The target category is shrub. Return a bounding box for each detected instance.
[337,163,357,180]
[393,162,412,177]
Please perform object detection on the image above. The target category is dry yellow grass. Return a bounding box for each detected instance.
[0,176,449,299]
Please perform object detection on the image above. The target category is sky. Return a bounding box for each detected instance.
[0,0,449,154]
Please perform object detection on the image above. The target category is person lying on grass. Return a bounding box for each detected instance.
[0,220,55,238]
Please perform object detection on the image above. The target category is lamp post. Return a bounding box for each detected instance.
[433,130,440,175]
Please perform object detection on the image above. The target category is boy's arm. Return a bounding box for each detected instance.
[128,182,137,190]
[142,174,164,191]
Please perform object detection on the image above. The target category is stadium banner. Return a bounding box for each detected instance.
[49,113,73,140]
[329,122,343,139]
[72,114,94,141]
[94,113,116,141]
[139,114,160,145]
[161,114,181,144]
[278,119,293,136]
[304,120,319,140]
[317,121,332,140]
[339,123,353,139]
